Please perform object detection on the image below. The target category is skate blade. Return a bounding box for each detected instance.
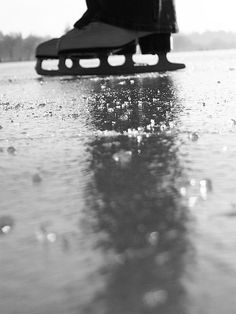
[36,58,62,76]
[36,54,185,77]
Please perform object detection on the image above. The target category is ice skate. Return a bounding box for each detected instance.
[35,10,94,76]
[35,38,60,76]
[36,22,185,76]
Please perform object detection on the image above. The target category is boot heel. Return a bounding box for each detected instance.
[139,33,171,54]
[117,41,136,55]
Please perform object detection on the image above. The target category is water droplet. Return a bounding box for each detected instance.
[188,196,198,208]
[231,119,236,126]
[160,124,167,131]
[7,146,16,155]
[189,132,199,142]
[0,216,14,235]
[137,135,142,144]
[200,178,212,200]
[147,231,159,246]
[112,150,132,167]
[190,179,196,186]
[36,223,57,243]
[38,103,46,108]
[143,290,168,308]
[32,173,42,184]
[180,187,187,197]
[47,233,57,243]
[150,119,155,127]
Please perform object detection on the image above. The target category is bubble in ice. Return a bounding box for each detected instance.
[190,179,196,186]
[200,178,212,191]
[160,124,167,131]
[7,146,16,155]
[32,173,42,184]
[189,132,199,142]
[231,119,236,126]
[200,178,212,199]
[180,187,187,197]
[112,150,132,166]
[0,216,14,235]
[150,119,155,127]
[188,196,198,208]
[147,231,159,246]
[143,290,168,308]
[38,103,46,108]
[36,223,57,243]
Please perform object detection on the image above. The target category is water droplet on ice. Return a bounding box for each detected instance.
[147,231,159,246]
[0,216,14,235]
[200,178,212,199]
[143,290,168,308]
[189,132,199,142]
[36,223,57,243]
[112,150,132,166]
[7,146,16,155]
[32,173,42,184]
[231,119,236,126]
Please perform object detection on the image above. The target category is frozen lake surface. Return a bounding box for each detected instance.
[0,50,236,314]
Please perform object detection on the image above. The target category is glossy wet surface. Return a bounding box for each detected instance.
[0,50,236,314]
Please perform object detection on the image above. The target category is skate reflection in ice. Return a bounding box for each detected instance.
[80,75,189,314]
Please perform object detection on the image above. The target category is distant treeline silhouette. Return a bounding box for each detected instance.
[1,30,236,62]
[173,31,236,51]
[0,32,49,62]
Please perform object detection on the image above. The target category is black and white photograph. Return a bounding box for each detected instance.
[0,1,236,313]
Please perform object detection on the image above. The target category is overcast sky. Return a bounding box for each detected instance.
[0,0,236,37]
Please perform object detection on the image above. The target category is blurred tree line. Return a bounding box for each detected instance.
[0,30,236,62]
[0,32,49,62]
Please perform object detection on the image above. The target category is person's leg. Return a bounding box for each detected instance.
[59,0,179,55]
[74,0,100,28]
[83,0,178,33]
[35,0,185,76]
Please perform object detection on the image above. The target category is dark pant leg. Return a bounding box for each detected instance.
[74,0,100,28]
[97,0,178,32]
[76,0,178,33]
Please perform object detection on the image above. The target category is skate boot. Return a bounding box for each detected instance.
[35,38,60,75]
[55,21,185,76]
[35,10,97,75]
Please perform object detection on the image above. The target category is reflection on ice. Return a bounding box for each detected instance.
[1,50,236,313]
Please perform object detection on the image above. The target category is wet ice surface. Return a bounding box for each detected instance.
[0,50,236,314]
